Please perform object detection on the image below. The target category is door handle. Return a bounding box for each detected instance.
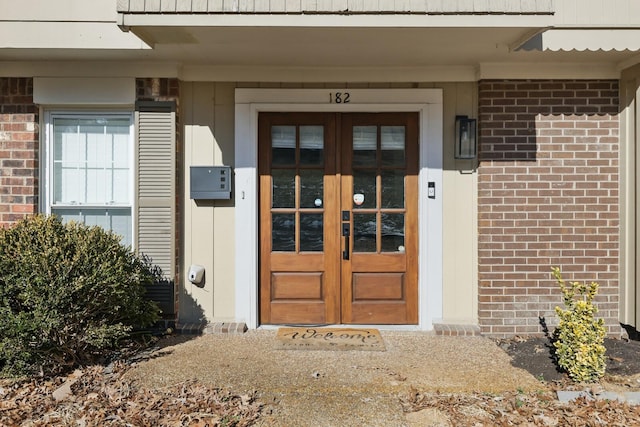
[342,222,350,260]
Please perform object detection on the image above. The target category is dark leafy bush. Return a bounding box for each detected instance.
[0,215,160,377]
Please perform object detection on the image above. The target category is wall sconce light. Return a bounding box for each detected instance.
[455,115,477,159]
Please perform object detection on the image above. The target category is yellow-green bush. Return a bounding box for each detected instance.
[0,215,160,377]
[552,267,606,382]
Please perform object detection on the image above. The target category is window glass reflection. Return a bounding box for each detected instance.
[272,126,296,165]
[300,214,323,251]
[272,214,295,251]
[381,213,405,252]
[300,126,324,166]
[272,169,296,208]
[381,126,405,166]
[300,170,324,208]
[353,171,376,209]
[353,213,376,253]
[381,170,405,208]
[353,126,377,166]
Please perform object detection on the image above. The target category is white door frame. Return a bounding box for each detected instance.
[234,88,443,330]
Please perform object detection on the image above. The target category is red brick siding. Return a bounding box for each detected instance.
[0,78,38,227]
[478,80,620,337]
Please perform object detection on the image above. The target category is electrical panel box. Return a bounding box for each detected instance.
[190,166,232,200]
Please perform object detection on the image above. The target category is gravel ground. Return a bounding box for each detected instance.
[124,330,543,426]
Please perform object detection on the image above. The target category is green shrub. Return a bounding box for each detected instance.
[552,267,606,382]
[0,215,160,377]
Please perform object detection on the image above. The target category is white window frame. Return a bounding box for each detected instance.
[42,110,135,247]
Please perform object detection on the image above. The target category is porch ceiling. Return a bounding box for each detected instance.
[1,26,636,69]
[107,8,636,70]
[130,26,539,67]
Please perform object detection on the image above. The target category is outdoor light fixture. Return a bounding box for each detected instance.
[455,115,477,159]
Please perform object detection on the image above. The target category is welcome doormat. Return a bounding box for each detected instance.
[275,327,386,351]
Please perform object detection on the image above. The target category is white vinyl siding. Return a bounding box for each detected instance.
[47,113,134,246]
[135,101,176,280]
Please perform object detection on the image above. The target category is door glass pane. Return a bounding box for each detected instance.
[272,169,296,208]
[381,213,405,252]
[300,214,323,252]
[272,126,296,166]
[353,213,376,253]
[272,213,295,251]
[381,126,405,166]
[381,170,405,208]
[353,171,376,209]
[300,170,324,208]
[353,126,377,167]
[300,126,324,166]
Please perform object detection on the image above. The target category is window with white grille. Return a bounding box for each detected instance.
[45,112,134,246]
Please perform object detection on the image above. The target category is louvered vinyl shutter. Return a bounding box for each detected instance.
[135,101,176,279]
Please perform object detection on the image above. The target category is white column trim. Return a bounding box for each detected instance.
[234,88,443,330]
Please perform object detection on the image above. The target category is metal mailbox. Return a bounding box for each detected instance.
[190,166,232,200]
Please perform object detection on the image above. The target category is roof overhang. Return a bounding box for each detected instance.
[114,4,557,71]
[516,29,640,52]
[112,13,640,80]
[3,4,640,81]
[0,21,150,50]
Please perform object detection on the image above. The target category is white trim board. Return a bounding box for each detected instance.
[4,63,621,81]
[234,88,443,331]
[34,77,136,105]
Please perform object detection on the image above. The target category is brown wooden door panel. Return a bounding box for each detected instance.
[259,113,339,325]
[341,113,419,324]
[352,273,405,300]
[259,112,418,325]
[270,302,327,324]
[350,254,406,271]
[271,272,324,300]
[350,302,410,324]
[270,253,325,271]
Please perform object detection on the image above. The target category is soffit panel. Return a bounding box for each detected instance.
[118,26,640,70]
[131,26,529,67]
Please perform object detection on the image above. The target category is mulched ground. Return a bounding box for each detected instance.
[499,336,640,383]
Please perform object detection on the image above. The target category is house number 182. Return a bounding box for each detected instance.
[329,92,350,104]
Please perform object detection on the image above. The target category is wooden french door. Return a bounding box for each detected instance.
[259,112,418,325]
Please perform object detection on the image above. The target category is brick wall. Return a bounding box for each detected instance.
[478,80,620,337]
[136,78,180,102]
[0,78,38,227]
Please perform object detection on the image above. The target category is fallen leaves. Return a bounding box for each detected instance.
[401,387,640,427]
[0,361,263,426]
